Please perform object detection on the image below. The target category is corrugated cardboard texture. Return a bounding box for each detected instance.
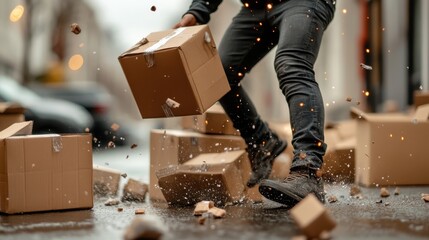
[182,103,239,135]
[352,105,429,186]
[118,25,229,118]
[290,194,336,238]
[149,129,245,202]
[156,150,248,205]
[0,122,93,214]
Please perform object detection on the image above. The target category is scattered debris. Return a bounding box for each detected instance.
[104,198,120,206]
[122,179,149,202]
[70,23,81,34]
[350,184,361,197]
[150,5,157,11]
[117,207,124,212]
[111,123,120,131]
[327,195,337,203]
[207,207,226,218]
[123,216,163,240]
[346,97,352,102]
[131,143,138,149]
[360,63,373,70]
[135,209,145,215]
[380,187,390,198]
[375,199,383,204]
[121,173,128,179]
[385,202,390,206]
[84,127,90,132]
[290,194,336,239]
[394,187,400,195]
[193,200,214,216]
[93,165,122,197]
[422,193,429,202]
[197,216,207,225]
[107,141,115,148]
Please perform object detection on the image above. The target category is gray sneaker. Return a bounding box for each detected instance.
[258,169,325,208]
[246,132,287,188]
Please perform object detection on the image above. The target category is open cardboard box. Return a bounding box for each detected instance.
[0,102,25,131]
[118,25,230,118]
[0,121,93,214]
[351,104,429,186]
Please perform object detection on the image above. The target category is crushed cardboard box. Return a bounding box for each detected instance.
[122,178,149,202]
[118,25,229,118]
[182,103,239,135]
[290,194,336,239]
[351,104,429,186]
[0,102,25,131]
[149,129,245,202]
[156,150,250,205]
[0,121,93,214]
[93,164,122,197]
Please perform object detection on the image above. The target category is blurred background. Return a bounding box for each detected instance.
[0,0,428,148]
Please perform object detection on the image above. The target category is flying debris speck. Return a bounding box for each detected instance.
[360,63,373,70]
[70,23,81,34]
[150,6,157,11]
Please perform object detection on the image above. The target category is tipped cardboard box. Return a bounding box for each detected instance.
[290,194,336,238]
[0,122,93,214]
[156,150,250,205]
[352,105,429,186]
[149,129,245,202]
[118,25,230,118]
[93,164,122,197]
[0,102,25,131]
[414,91,429,108]
[182,103,239,135]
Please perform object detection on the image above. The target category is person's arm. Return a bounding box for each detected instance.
[173,0,223,28]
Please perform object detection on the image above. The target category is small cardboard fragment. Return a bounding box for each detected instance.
[135,209,145,215]
[122,179,149,202]
[327,195,337,203]
[207,207,226,218]
[394,187,400,195]
[104,198,120,206]
[350,185,361,197]
[380,188,390,198]
[193,201,214,216]
[123,217,163,240]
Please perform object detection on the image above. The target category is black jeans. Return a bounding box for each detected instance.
[218,0,335,170]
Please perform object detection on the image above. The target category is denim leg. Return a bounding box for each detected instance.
[218,7,279,146]
[271,0,335,170]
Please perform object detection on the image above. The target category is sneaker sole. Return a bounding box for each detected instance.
[258,179,303,207]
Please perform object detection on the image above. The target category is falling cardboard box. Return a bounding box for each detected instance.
[290,194,336,238]
[118,25,230,118]
[351,104,429,186]
[182,103,239,136]
[0,121,93,214]
[0,102,25,131]
[156,150,250,205]
[149,129,245,202]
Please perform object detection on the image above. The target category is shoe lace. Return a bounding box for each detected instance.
[284,171,308,182]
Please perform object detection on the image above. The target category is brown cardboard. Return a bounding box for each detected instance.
[93,164,122,196]
[323,137,356,182]
[351,105,429,186]
[414,91,429,108]
[0,102,25,131]
[118,25,230,118]
[182,103,239,135]
[149,129,245,202]
[0,122,93,214]
[122,178,149,202]
[290,194,336,238]
[156,150,250,205]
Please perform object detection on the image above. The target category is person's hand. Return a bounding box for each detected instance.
[173,14,197,29]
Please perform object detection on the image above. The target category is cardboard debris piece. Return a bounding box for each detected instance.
[351,104,429,186]
[156,150,251,205]
[123,217,163,240]
[118,25,229,118]
[207,207,226,218]
[93,164,122,197]
[0,121,93,214]
[149,129,245,202]
[193,200,214,216]
[122,178,149,202]
[182,103,239,136]
[0,102,25,131]
[290,194,336,239]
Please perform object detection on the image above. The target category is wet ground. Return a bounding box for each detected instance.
[1,144,429,239]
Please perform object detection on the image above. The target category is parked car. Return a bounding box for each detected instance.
[30,81,128,147]
[0,75,93,134]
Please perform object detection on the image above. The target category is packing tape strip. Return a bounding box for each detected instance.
[52,135,63,152]
[144,27,186,67]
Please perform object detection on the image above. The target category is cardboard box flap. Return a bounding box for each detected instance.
[350,107,409,122]
[414,104,429,121]
[0,121,33,139]
[0,102,25,114]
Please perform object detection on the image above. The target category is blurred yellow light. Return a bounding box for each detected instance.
[342,9,347,14]
[366,48,370,53]
[299,102,304,107]
[10,5,24,22]
[364,91,370,97]
[267,4,273,10]
[68,54,84,71]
